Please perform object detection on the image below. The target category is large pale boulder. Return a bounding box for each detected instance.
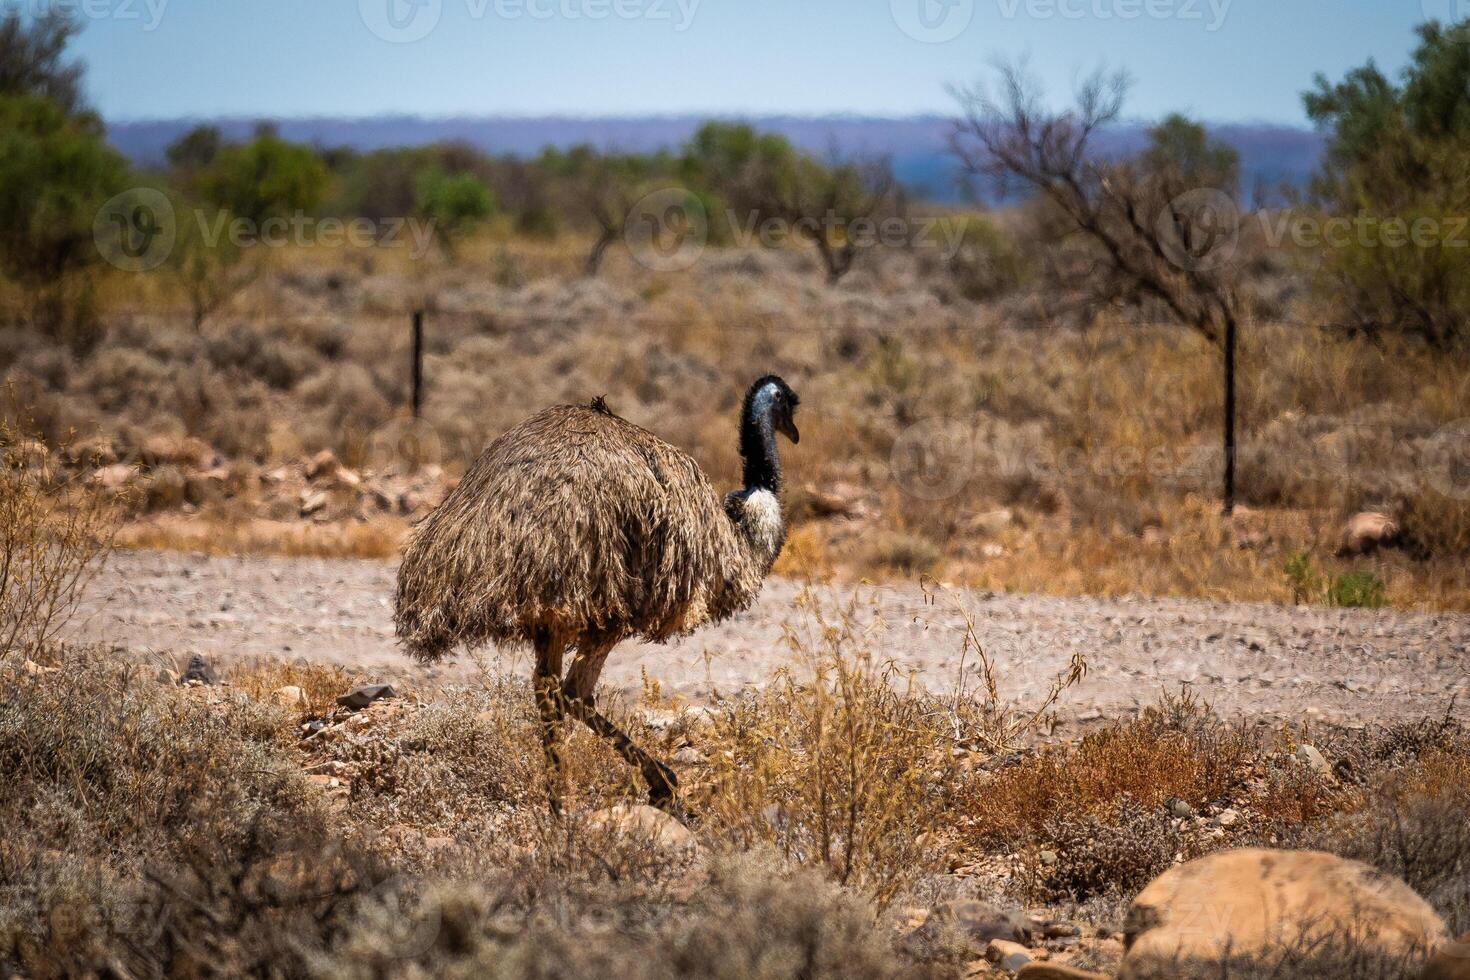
[1338,511,1400,556]
[1423,933,1470,980]
[1121,849,1448,979]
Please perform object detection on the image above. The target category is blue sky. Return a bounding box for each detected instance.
[72,0,1439,123]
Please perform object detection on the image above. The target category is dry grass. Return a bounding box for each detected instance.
[958,689,1254,846]
[1,629,1466,977]
[228,657,354,717]
[6,232,1468,608]
[115,514,406,559]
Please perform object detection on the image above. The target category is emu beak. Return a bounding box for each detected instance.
[777,415,800,444]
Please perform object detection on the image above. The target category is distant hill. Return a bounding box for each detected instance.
[106,114,1323,203]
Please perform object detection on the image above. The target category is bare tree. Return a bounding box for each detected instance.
[952,62,1246,512]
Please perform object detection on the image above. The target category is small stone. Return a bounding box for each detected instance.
[985,938,1033,972]
[305,449,339,481]
[1038,850,1058,867]
[336,683,397,710]
[299,490,329,517]
[671,746,707,765]
[1216,808,1241,828]
[586,803,698,855]
[909,899,1029,956]
[181,654,217,685]
[1296,744,1332,777]
[1170,798,1195,819]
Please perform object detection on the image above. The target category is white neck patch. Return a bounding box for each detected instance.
[739,488,784,565]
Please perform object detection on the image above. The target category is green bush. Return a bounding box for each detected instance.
[198,131,329,226]
[1327,569,1389,609]
[416,168,495,257]
[0,93,128,347]
[1304,19,1470,347]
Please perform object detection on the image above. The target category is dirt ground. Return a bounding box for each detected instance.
[68,549,1470,727]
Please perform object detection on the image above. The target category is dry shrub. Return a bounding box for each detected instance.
[1031,799,1181,902]
[692,594,956,908]
[315,851,950,980]
[229,656,353,717]
[961,689,1252,846]
[0,652,376,977]
[0,414,117,663]
[1303,718,1470,934]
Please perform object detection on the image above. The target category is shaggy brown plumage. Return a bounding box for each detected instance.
[396,404,775,660]
[393,376,799,814]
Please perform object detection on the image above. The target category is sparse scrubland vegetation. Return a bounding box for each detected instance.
[4,13,1469,609]
[1,9,1469,978]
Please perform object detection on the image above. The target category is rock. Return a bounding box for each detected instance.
[671,745,707,765]
[92,463,136,489]
[1423,932,1470,980]
[1215,808,1241,828]
[986,938,1033,972]
[586,803,697,855]
[299,490,329,517]
[909,899,1030,956]
[1295,743,1332,777]
[397,490,424,515]
[1038,849,1058,867]
[269,685,307,709]
[306,449,339,481]
[1337,511,1400,556]
[181,654,217,685]
[1120,848,1449,979]
[334,467,362,490]
[336,684,397,710]
[1169,798,1195,819]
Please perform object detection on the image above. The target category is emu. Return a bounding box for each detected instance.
[394,375,800,812]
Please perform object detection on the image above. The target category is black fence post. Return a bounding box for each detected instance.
[411,309,424,420]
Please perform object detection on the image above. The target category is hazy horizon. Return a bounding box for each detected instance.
[74,0,1435,125]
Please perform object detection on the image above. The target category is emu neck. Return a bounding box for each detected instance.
[740,404,781,494]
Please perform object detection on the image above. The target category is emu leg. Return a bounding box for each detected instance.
[563,641,679,812]
[532,627,566,812]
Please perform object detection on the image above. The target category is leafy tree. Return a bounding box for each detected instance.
[415,169,495,258]
[0,94,129,347]
[1303,19,1470,348]
[682,122,893,284]
[0,11,86,117]
[198,132,329,226]
[166,125,222,174]
[1145,113,1240,189]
